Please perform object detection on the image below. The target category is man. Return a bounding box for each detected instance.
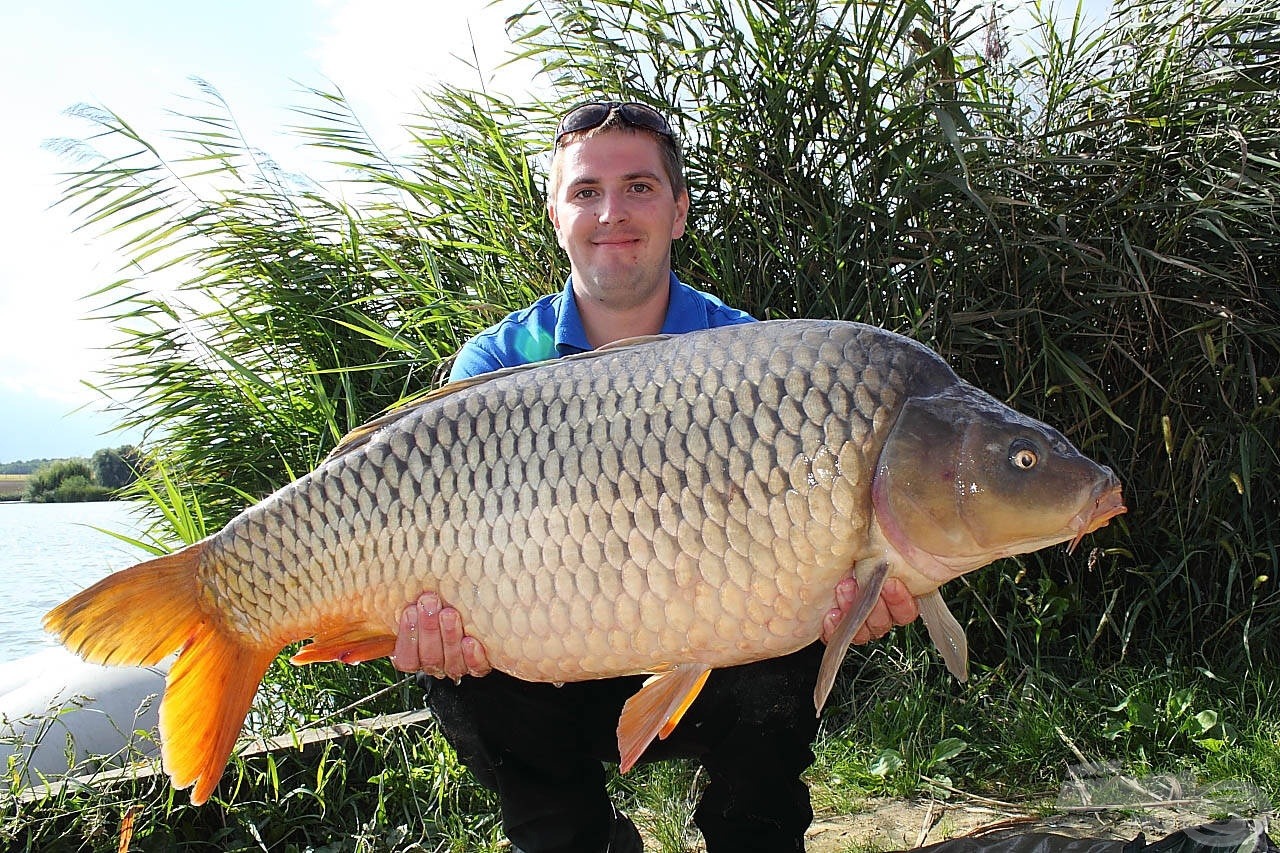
[392,101,919,852]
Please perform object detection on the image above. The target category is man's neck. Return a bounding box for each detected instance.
[574,276,672,348]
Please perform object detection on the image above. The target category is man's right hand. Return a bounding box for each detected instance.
[392,592,492,681]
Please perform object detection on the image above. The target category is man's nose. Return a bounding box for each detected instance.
[597,190,629,223]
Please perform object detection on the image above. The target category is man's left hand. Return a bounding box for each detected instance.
[821,576,918,646]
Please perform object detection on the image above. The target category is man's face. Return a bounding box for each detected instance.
[548,130,690,310]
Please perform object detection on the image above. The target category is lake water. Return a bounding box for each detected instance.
[0,501,152,661]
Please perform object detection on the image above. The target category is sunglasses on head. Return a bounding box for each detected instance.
[554,101,674,146]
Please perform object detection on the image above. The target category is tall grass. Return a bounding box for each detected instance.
[510,0,1280,673]
[53,0,1280,674]
[17,0,1280,846]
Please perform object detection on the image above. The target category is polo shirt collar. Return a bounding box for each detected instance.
[660,274,713,335]
[554,272,704,356]
[553,278,593,356]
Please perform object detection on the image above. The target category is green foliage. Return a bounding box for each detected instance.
[2,717,504,852]
[89,445,142,490]
[50,81,556,525]
[21,0,1280,842]
[509,0,1280,673]
[23,459,111,503]
[0,459,56,475]
[813,642,1280,810]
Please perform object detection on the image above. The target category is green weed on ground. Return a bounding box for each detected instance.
[4,657,1275,852]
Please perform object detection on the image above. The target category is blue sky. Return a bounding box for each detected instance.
[0,0,525,462]
[0,0,1110,464]
[2,2,315,461]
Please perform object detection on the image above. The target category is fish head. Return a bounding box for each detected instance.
[871,383,1126,587]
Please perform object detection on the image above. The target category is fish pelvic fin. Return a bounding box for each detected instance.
[918,590,969,682]
[43,542,210,667]
[617,662,712,773]
[162,622,278,805]
[290,623,396,664]
[813,560,889,715]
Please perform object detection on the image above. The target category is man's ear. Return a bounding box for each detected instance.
[671,189,690,239]
[548,200,568,249]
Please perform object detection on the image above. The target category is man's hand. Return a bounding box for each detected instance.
[392,592,492,680]
[820,576,918,646]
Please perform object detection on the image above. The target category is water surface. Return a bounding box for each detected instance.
[0,501,151,660]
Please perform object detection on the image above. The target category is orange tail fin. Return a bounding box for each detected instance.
[44,544,210,667]
[43,542,280,805]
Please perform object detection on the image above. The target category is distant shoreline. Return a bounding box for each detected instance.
[0,475,122,504]
[0,474,27,502]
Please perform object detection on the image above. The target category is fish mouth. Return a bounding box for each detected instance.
[1067,475,1127,554]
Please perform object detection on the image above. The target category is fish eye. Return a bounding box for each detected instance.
[1010,440,1039,470]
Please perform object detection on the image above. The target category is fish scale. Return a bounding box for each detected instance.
[201,322,926,678]
[45,318,1126,804]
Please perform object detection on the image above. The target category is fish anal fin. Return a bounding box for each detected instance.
[290,624,395,665]
[813,560,890,715]
[617,663,712,773]
[918,590,969,682]
[161,621,279,805]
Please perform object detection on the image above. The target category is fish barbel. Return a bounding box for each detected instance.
[45,320,1125,803]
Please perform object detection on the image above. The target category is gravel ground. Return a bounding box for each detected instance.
[660,769,1275,853]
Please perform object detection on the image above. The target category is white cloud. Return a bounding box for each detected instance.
[307,0,545,149]
[0,147,120,405]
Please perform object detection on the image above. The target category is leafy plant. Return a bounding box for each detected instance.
[17,0,1280,846]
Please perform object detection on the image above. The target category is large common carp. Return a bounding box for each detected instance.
[46,320,1125,804]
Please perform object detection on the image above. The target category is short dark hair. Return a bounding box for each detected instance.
[547,111,687,201]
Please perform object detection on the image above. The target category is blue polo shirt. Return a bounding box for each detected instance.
[449,273,756,381]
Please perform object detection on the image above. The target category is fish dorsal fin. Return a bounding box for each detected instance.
[813,559,889,714]
[918,590,969,681]
[593,333,673,351]
[325,372,500,462]
[617,662,712,773]
[325,337,675,463]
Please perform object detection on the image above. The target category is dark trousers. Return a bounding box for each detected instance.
[425,642,825,853]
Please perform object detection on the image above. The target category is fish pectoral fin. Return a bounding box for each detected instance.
[617,662,712,774]
[808,558,890,712]
[813,559,889,715]
[291,624,396,665]
[918,590,969,682]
